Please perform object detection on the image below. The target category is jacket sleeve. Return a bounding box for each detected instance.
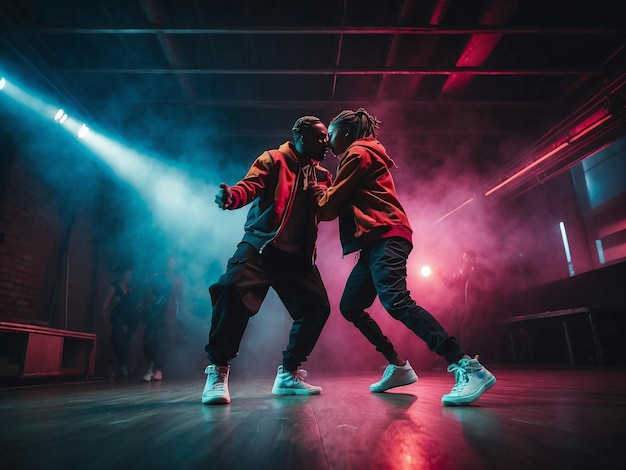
[317,149,370,221]
[228,151,274,209]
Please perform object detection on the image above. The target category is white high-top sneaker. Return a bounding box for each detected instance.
[442,356,496,406]
[271,366,322,395]
[202,364,231,405]
[370,361,418,393]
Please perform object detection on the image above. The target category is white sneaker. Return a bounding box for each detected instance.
[370,361,418,393]
[142,370,154,382]
[442,356,496,406]
[272,366,322,395]
[202,365,231,405]
[153,369,163,381]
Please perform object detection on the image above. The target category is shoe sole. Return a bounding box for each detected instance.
[202,396,231,405]
[441,375,496,406]
[271,387,321,396]
[370,375,418,393]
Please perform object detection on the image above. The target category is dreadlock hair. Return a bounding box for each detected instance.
[291,115,323,140]
[330,108,381,139]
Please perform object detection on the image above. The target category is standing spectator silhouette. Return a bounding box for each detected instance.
[439,250,496,353]
[100,265,140,379]
[141,255,182,382]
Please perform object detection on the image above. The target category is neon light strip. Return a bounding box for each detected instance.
[560,221,575,276]
[559,222,572,263]
[595,239,606,265]
[484,113,612,197]
[435,195,475,223]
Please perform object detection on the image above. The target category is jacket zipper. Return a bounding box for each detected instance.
[259,164,301,254]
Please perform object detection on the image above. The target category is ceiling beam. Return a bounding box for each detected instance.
[184,129,525,137]
[85,99,549,109]
[19,26,624,35]
[61,67,600,75]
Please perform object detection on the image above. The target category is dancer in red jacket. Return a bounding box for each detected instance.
[202,116,332,405]
[316,108,495,406]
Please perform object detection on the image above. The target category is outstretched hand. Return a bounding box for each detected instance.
[215,183,233,209]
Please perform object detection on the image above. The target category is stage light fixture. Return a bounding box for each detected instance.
[0,77,5,90]
[420,266,432,277]
[78,124,89,138]
[54,108,68,123]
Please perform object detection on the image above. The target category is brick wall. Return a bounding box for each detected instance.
[0,149,104,333]
[0,143,147,377]
[0,152,64,324]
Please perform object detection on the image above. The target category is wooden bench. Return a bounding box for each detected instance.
[0,321,96,380]
[502,307,605,366]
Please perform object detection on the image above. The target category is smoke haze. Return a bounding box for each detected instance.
[3,89,536,379]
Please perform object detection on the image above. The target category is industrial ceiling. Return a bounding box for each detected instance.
[1,0,625,199]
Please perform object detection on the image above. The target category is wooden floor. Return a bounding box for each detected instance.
[1,367,625,470]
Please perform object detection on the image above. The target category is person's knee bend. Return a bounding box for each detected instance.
[340,308,361,323]
[380,295,414,321]
[321,305,331,322]
[306,304,330,322]
[339,297,354,318]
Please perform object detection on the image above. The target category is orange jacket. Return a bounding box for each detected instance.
[228,142,332,263]
[317,137,412,255]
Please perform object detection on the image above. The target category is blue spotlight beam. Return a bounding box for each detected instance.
[1,74,244,262]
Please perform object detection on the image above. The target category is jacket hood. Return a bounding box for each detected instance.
[350,137,397,169]
[277,141,300,164]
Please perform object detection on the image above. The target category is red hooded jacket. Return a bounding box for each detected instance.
[317,137,412,255]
